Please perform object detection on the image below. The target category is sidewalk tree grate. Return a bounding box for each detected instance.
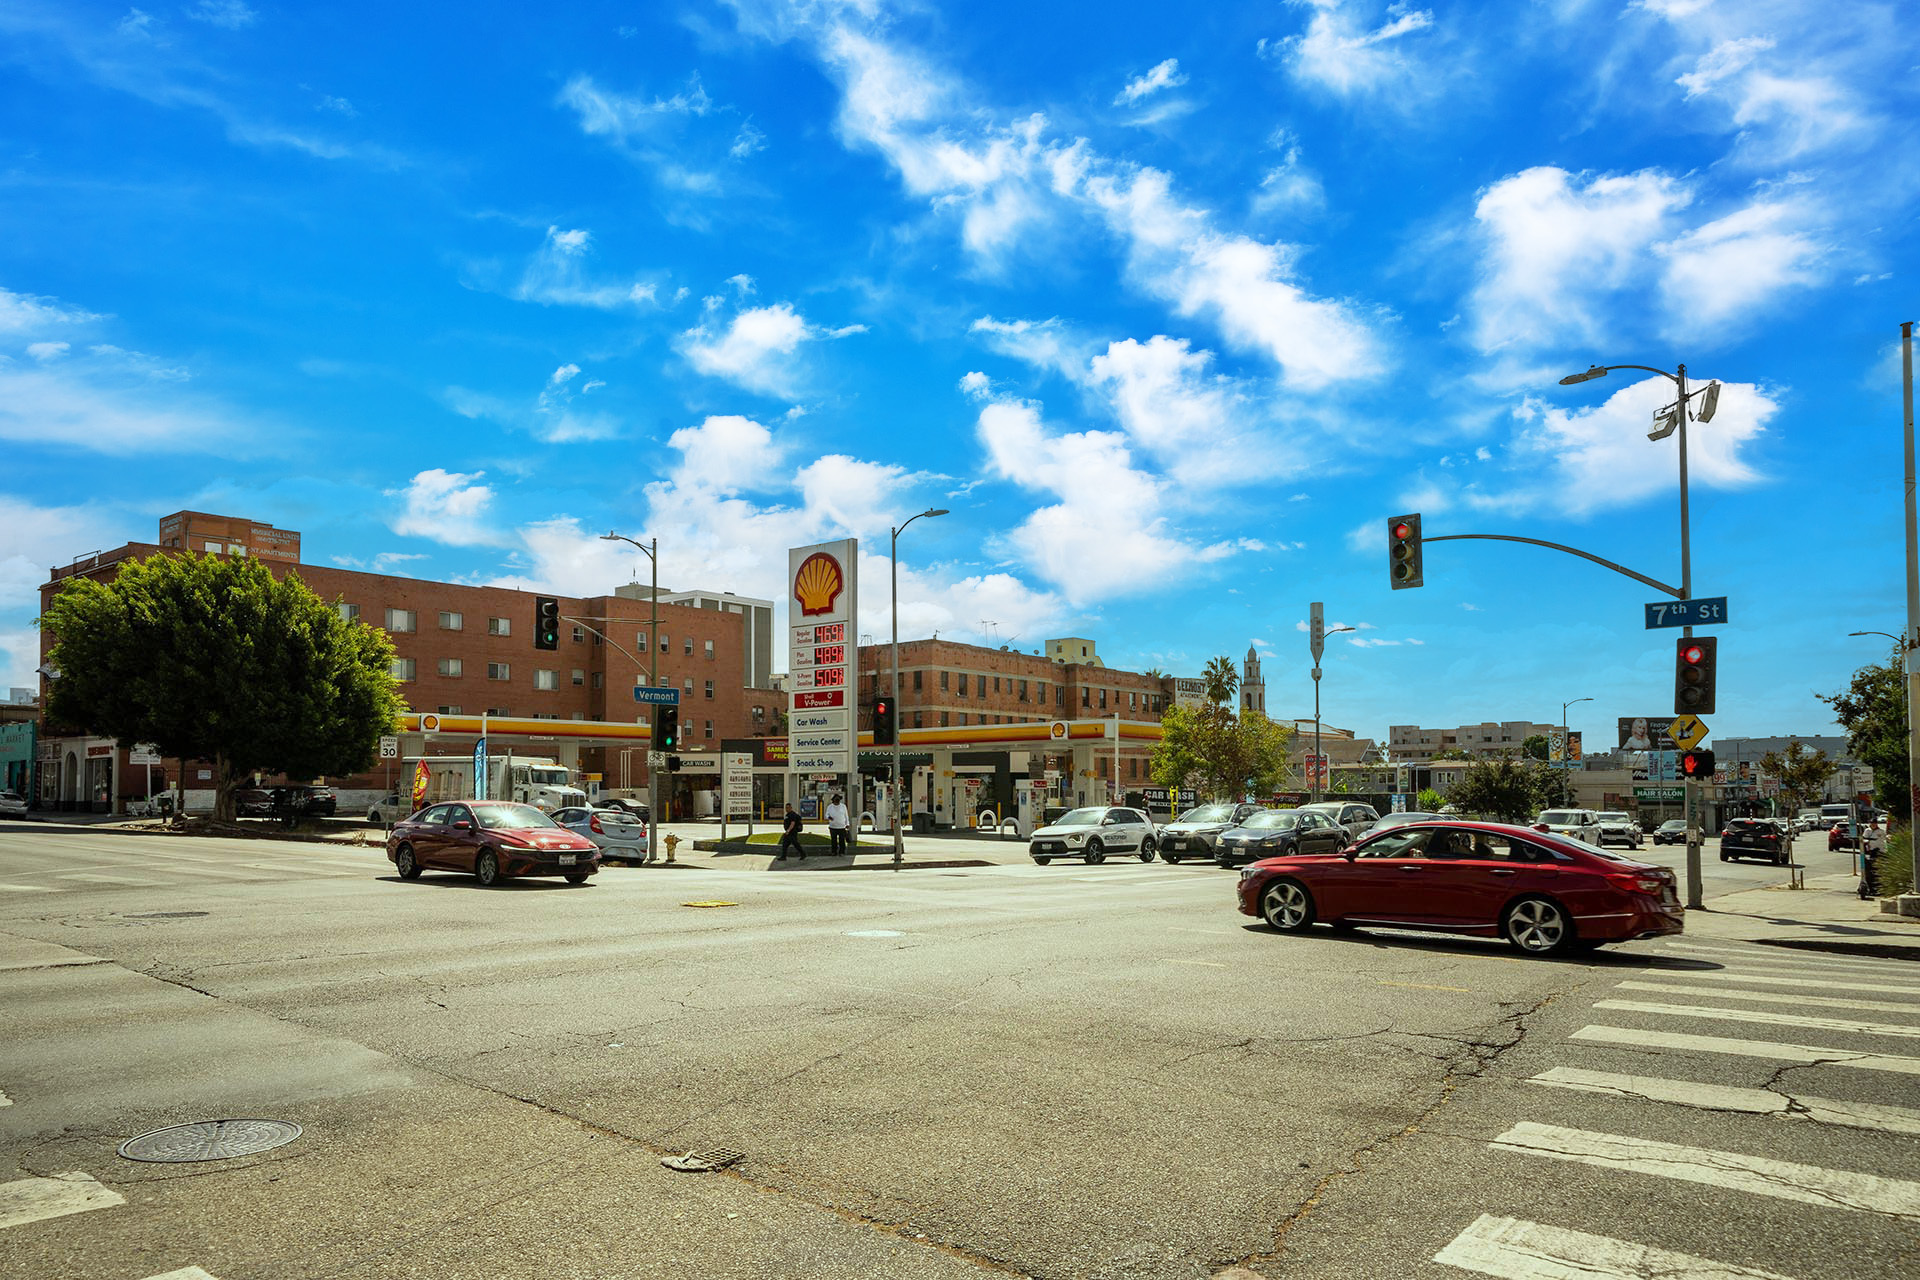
[663,1147,744,1173]
[119,1119,302,1163]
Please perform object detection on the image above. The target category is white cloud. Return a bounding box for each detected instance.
[317,94,355,116]
[0,286,103,332]
[558,74,743,193]
[957,370,992,399]
[1658,199,1822,335]
[1277,1,1437,98]
[183,1,256,29]
[509,226,658,310]
[116,9,155,39]
[26,342,68,362]
[1088,336,1272,483]
[387,469,502,547]
[0,496,118,613]
[0,352,232,454]
[679,302,864,397]
[1114,58,1187,106]
[730,123,766,158]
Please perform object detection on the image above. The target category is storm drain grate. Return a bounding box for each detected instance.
[119,1119,303,1163]
[663,1147,744,1173]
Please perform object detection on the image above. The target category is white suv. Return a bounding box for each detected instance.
[1029,806,1157,865]
[1535,808,1604,846]
[1594,811,1642,848]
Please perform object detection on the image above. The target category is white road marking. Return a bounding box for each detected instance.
[0,1088,10,1106]
[0,883,56,893]
[1433,1213,1795,1280]
[1526,1067,1920,1136]
[142,1268,220,1280]
[1571,1025,1920,1075]
[56,872,162,886]
[0,1170,126,1230]
[1645,969,1920,997]
[1160,958,1229,968]
[1660,943,1910,974]
[1595,998,1920,1040]
[1617,979,1920,1015]
[1490,1121,1920,1219]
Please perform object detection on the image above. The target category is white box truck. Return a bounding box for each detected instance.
[368,755,586,822]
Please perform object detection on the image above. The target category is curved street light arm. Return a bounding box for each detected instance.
[1425,533,1683,598]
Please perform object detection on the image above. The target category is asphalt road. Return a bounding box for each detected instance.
[0,823,1910,1280]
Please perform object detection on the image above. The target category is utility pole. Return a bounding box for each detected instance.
[1903,322,1919,900]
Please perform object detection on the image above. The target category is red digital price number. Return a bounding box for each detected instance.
[812,623,845,644]
[812,665,846,688]
[812,644,846,666]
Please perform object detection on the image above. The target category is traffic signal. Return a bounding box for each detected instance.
[653,705,680,752]
[533,596,560,650]
[873,697,895,745]
[667,755,683,773]
[1678,748,1716,780]
[1388,514,1423,589]
[1674,635,1717,715]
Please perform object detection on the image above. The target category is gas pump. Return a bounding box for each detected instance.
[1012,779,1046,838]
[871,780,891,832]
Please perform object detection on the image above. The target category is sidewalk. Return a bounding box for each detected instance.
[1687,870,1920,959]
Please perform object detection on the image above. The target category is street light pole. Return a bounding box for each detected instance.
[602,533,659,862]
[1312,622,1356,801]
[891,508,948,870]
[1560,697,1592,800]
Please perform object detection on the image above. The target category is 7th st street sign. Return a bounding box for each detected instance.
[1645,597,1728,629]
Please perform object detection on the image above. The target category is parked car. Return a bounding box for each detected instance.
[1795,808,1824,832]
[269,784,337,817]
[1235,819,1683,955]
[1594,811,1643,849]
[1157,802,1262,863]
[1534,809,1604,845]
[367,792,411,824]
[1830,822,1862,853]
[1300,800,1382,840]
[385,801,599,886]
[1721,818,1789,865]
[1214,808,1347,868]
[1368,811,1448,832]
[598,796,651,821]
[1029,806,1157,865]
[1652,819,1688,845]
[234,787,275,818]
[0,789,27,818]
[551,805,650,862]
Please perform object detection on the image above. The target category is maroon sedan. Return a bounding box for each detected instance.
[1235,820,1682,955]
[385,801,600,886]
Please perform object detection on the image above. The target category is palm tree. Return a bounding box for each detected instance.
[1201,655,1239,706]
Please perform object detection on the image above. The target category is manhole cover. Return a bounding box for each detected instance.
[663,1147,744,1172]
[127,912,209,919]
[681,900,738,909]
[119,1119,303,1163]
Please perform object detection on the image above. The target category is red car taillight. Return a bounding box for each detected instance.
[590,814,604,833]
[1605,871,1666,896]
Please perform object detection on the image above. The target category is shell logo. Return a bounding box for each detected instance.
[793,552,845,617]
[420,713,441,732]
[1049,721,1068,740]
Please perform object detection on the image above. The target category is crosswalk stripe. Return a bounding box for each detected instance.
[1595,998,1920,1040]
[56,872,162,886]
[0,1170,126,1229]
[0,1088,10,1106]
[1433,1213,1794,1279]
[1526,1067,1920,1136]
[1645,969,1920,997]
[0,883,56,893]
[1617,979,1920,1015]
[1659,943,1909,975]
[143,1268,220,1280]
[1571,1025,1920,1075]
[1490,1121,1920,1219]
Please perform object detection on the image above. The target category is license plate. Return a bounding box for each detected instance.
[1170,839,1187,850]
[558,854,577,866]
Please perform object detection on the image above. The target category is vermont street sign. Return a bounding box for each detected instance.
[632,686,682,705]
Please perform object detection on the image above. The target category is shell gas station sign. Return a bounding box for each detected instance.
[786,539,856,773]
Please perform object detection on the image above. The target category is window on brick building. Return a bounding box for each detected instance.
[913,711,923,728]
[660,633,669,653]
[571,669,585,686]
[1082,688,1090,707]
[337,603,359,621]
[704,719,714,739]
[913,670,923,691]
[637,630,648,650]
[704,640,714,659]
[1130,691,1137,709]
[486,707,506,716]
[487,662,510,680]
[704,680,714,699]
[1056,686,1065,707]
[437,658,462,678]
[752,705,765,721]
[390,658,415,682]
[1019,680,1028,701]
[571,625,585,644]
[534,669,558,691]
[437,704,461,714]
[939,712,949,727]
[978,681,986,700]
[592,672,603,689]
[488,617,510,637]
[940,671,949,690]
[684,636,693,656]
[958,673,968,696]
[992,676,1000,692]
[958,713,968,726]
[1099,689,1107,709]
[683,678,694,692]
[384,608,416,633]
[438,611,462,631]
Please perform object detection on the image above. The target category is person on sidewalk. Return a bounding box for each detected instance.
[826,793,851,856]
[778,804,805,861]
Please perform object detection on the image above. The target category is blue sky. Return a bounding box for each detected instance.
[1,0,1914,750]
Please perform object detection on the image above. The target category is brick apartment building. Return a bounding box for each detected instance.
[34,511,781,811]
[1387,720,1561,762]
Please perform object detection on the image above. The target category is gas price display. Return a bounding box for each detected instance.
[811,665,847,687]
[808,623,845,644]
[809,643,846,666]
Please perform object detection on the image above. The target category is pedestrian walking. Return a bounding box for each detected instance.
[778,804,805,861]
[826,792,850,856]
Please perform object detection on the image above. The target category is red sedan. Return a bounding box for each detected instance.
[385,801,600,886]
[1235,820,1682,955]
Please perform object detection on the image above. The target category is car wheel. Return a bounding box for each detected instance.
[1720,853,1731,861]
[564,871,590,884]
[1084,840,1106,865]
[1034,856,1052,866]
[475,849,502,887]
[393,843,422,880]
[1138,837,1156,863]
[1502,896,1573,956]
[1161,849,1181,864]
[1261,878,1315,931]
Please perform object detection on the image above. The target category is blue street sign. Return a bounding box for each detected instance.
[632,686,682,705]
[1644,597,1728,629]
[473,737,487,800]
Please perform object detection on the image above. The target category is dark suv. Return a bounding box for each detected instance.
[1720,818,1787,865]
[270,784,338,817]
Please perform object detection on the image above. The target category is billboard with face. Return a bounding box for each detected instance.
[1618,716,1679,752]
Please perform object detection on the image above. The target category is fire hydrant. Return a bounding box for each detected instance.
[663,834,680,864]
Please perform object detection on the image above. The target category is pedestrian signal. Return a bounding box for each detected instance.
[1679,749,1716,779]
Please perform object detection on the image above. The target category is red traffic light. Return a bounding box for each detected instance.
[1392,521,1412,540]
[1679,642,1706,665]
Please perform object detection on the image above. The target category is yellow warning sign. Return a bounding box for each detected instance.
[1669,715,1709,751]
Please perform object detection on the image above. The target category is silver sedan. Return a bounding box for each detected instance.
[550,806,652,862]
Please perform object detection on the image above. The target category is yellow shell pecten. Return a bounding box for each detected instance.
[794,553,843,615]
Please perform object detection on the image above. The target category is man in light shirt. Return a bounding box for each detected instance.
[825,793,850,856]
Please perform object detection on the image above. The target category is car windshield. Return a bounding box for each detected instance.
[1598,813,1630,823]
[1179,804,1237,823]
[1660,820,1686,829]
[1055,808,1106,826]
[1242,812,1297,829]
[1539,811,1583,824]
[471,803,558,830]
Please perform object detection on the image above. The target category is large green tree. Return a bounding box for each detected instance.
[1445,754,1550,823]
[1820,648,1911,820]
[1150,705,1292,802]
[1757,741,1833,822]
[1200,654,1239,706]
[40,553,404,822]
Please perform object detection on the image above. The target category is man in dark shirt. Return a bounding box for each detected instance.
[778,804,806,861]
